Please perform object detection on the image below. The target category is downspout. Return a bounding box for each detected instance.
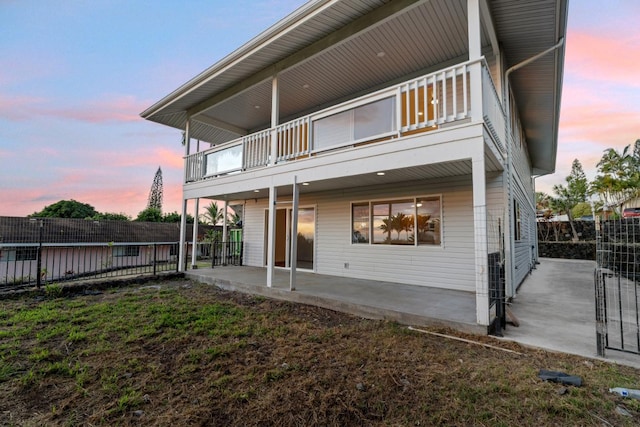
[503,37,564,295]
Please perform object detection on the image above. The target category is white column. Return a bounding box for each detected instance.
[178,199,188,272]
[472,140,490,326]
[191,198,199,269]
[222,199,228,265]
[269,75,279,166]
[178,119,191,272]
[468,0,483,123]
[266,185,277,287]
[289,176,299,291]
[468,0,481,59]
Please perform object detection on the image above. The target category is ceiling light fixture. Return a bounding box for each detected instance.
[302,182,310,186]
[376,172,385,176]
[376,51,386,58]
[253,189,260,193]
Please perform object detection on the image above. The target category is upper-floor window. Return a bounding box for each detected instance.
[352,196,441,246]
[313,96,396,151]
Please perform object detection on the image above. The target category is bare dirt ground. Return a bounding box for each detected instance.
[1,278,639,426]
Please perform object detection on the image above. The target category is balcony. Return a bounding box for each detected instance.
[185,59,505,184]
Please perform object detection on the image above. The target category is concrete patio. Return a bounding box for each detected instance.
[186,259,640,369]
[502,258,640,369]
[186,266,485,334]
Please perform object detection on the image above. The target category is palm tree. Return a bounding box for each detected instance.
[201,202,224,225]
[379,218,392,242]
[592,142,640,213]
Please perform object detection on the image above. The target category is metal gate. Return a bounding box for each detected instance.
[595,217,640,357]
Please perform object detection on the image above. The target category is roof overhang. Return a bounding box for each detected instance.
[142,0,568,174]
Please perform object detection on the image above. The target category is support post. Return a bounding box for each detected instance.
[467,0,483,123]
[178,119,191,272]
[36,219,43,288]
[269,75,279,166]
[178,199,188,272]
[472,141,490,327]
[290,176,299,291]
[191,198,199,269]
[222,200,228,265]
[266,186,277,287]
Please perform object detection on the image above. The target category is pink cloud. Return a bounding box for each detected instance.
[53,95,150,123]
[566,30,640,87]
[0,93,151,123]
[0,94,48,121]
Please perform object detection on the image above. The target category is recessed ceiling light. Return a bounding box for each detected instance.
[376,172,385,176]
[376,51,386,58]
[302,182,310,186]
[254,105,260,109]
[253,189,260,193]
[302,84,310,89]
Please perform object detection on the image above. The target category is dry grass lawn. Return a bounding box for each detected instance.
[1,279,639,426]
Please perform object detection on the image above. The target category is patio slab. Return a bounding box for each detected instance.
[501,258,640,369]
[186,266,486,334]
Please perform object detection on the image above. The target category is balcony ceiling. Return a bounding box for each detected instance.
[141,0,568,174]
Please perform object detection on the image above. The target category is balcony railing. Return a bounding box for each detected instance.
[185,59,505,183]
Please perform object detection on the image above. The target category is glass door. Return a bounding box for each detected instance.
[265,207,315,270]
[295,207,315,270]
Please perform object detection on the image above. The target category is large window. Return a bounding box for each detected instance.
[313,97,396,151]
[205,143,243,176]
[352,196,441,246]
[352,203,370,243]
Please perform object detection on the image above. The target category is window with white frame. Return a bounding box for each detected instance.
[313,96,396,151]
[0,247,38,262]
[113,246,140,257]
[514,200,522,241]
[352,196,441,245]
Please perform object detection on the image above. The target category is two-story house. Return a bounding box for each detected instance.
[141,0,568,330]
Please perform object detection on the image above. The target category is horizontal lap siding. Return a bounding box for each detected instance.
[321,176,475,291]
[243,175,476,292]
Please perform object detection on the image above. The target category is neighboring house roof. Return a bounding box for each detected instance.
[141,0,568,175]
[0,217,215,245]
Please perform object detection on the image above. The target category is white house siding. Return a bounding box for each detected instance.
[243,174,486,292]
[511,124,536,287]
[485,172,505,254]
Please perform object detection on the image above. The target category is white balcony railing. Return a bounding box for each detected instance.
[185,59,505,183]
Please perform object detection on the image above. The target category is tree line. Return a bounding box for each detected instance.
[27,200,239,226]
[538,139,640,241]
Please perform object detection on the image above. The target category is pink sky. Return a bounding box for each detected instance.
[0,1,638,217]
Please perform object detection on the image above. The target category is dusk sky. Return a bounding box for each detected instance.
[1,0,638,218]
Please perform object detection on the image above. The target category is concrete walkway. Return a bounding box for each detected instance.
[502,258,640,369]
[186,266,485,334]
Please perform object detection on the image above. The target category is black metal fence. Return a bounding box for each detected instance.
[0,216,189,292]
[190,241,243,268]
[595,217,640,356]
[0,242,180,291]
[488,251,506,336]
